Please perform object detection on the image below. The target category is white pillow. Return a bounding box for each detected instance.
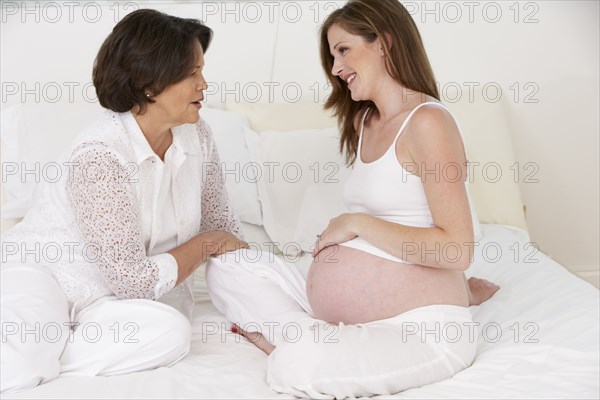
[200,107,262,226]
[0,102,102,221]
[445,99,527,231]
[1,105,33,220]
[244,126,349,255]
[244,124,481,256]
[239,221,283,256]
[0,104,264,228]
[228,99,526,232]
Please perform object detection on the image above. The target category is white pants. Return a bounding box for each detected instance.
[0,263,191,393]
[206,249,478,399]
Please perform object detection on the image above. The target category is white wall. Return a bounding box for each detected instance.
[1,1,598,284]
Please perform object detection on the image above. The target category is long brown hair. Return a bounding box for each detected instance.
[320,0,439,165]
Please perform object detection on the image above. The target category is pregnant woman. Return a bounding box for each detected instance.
[206,0,499,397]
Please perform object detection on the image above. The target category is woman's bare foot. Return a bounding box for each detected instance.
[232,324,275,355]
[467,277,500,306]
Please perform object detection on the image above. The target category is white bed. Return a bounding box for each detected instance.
[3,222,598,399]
[1,99,598,398]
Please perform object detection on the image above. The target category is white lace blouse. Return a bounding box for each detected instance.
[1,110,243,319]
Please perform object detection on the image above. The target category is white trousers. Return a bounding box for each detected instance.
[206,249,478,399]
[0,263,191,393]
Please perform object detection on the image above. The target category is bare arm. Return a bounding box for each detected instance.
[315,105,474,270]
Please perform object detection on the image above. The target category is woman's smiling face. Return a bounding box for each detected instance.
[327,23,388,102]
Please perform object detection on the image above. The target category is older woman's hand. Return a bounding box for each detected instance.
[171,231,248,286]
[205,231,250,256]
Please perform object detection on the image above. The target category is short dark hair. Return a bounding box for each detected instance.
[93,9,212,113]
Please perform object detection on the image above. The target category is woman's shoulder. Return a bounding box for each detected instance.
[64,110,133,164]
[402,101,465,161]
[406,101,460,139]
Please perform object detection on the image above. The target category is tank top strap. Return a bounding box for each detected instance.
[392,101,471,178]
[392,101,445,145]
[356,107,371,161]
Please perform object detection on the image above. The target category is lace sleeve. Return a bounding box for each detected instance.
[65,144,177,300]
[198,121,244,240]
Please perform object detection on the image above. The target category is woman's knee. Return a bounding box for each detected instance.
[1,264,69,393]
[61,300,192,376]
[205,253,255,298]
[159,305,192,360]
[0,343,64,393]
[133,300,191,363]
[205,249,289,294]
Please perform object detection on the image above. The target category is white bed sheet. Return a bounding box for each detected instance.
[3,224,598,399]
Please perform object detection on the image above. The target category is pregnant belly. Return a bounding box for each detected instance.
[306,244,468,324]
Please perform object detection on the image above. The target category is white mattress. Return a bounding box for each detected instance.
[4,224,598,399]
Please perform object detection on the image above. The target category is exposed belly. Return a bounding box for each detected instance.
[306,244,468,324]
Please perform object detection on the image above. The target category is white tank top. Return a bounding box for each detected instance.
[340,101,480,262]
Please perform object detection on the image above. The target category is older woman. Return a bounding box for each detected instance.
[0,9,246,393]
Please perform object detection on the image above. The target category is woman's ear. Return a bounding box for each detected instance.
[378,32,393,56]
[383,32,393,50]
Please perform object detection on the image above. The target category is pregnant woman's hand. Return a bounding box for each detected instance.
[313,213,361,257]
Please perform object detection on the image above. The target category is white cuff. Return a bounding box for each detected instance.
[150,253,178,300]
